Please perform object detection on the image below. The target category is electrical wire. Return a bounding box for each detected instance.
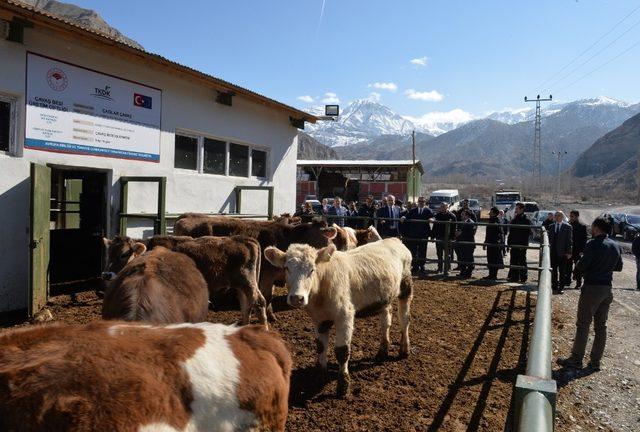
[534,3,640,91]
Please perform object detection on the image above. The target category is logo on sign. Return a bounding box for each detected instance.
[46,68,68,91]
[134,93,152,109]
[92,85,114,101]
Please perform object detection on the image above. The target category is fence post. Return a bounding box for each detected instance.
[443,221,451,275]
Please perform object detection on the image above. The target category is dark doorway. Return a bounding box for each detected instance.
[49,167,108,295]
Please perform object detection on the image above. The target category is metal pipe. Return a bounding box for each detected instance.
[526,228,552,380]
[519,391,553,432]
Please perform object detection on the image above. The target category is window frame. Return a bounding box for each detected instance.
[174,129,269,179]
[0,93,18,156]
[173,132,200,172]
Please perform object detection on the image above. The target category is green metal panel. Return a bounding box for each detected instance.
[29,163,51,316]
[64,178,81,229]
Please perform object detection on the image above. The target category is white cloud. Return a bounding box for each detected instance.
[368,82,398,92]
[297,95,314,103]
[405,89,444,102]
[322,92,340,104]
[410,56,428,67]
[367,92,381,102]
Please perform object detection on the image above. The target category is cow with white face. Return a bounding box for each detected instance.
[264,237,413,398]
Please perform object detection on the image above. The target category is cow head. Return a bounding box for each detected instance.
[264,243,336,308]
[102,236,147,280]
[355,226,382,245]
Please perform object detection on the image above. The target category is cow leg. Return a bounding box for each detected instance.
[335,314,354,398]
[254,292,268,328]
[375,305,392,361]
[398,291,413,358]
[315,320,332,373]
[259,276,277,323]
[238,291,252,326]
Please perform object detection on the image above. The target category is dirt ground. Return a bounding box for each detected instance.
[21,278,535,431]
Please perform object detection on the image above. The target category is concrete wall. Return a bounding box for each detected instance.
[0,25,299,313]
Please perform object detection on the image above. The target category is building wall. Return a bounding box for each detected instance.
[0,25,299,313]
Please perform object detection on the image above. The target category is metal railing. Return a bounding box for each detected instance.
[516,228,556,432]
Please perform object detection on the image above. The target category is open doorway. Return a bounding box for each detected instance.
[48,167,109,296]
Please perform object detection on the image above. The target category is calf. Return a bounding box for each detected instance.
[264,238,413,398]
[0,322,291,432]
[173,215,336,321]
[102,246,208,324]
[104,235,266,326]
[331,224,382,250]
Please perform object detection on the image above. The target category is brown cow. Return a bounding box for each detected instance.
[0,322,292,431]
[174,215,336,321]
[102,246,208,324]
[331,224,382,251]
[103,235,266,326]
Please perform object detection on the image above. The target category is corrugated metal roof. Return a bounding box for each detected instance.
[2,0,317,123]
[297,159,424,174]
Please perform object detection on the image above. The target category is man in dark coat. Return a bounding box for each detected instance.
[507,202,531,283]
[558,218,622,371]
[484,207,504,280]
[432,202,457,273]
[376,194,402,237]
[401,196,433,274]
[567,210,588,288]
[548,211,573,294]
[455,209,476,278]
[455,199,477,222]
[327,197,348,227]
[357,195,376,228]
[346,202,359,229]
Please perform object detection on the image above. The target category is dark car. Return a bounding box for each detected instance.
[601,212,627,238]
[621,214,640,241]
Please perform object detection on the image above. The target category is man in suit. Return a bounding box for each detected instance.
[401,196,433,274]
[376,194,401,237]
[507,202,531,283]
[327,197,348,227]
[567,210,588,289]
[455,209,477,278]
[549,211,573,294]
[357,195,376,228]
[432,202,457,273]
[484,207,504,280]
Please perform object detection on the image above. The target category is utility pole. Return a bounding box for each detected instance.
[411,130,418,200]
[552,150,567,205]
[525,94,552,190]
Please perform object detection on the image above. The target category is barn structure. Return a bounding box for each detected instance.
[0,1,316,320]
[296,160,424,205]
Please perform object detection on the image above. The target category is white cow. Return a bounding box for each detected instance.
[264,237,412,398]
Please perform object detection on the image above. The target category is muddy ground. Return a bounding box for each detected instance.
[20,278,538,431]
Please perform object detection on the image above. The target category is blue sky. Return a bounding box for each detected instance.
[71,0,640,121]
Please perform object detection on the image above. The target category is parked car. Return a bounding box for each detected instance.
[599,212,626,237]
[530,210,567,241]
[621,214,640,240]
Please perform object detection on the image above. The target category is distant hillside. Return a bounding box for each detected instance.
[334,133,434,160]
[571,112,640,188]
[21,0,143,49]
[297,132,337,159]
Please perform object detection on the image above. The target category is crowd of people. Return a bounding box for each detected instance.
[294,196,628,290]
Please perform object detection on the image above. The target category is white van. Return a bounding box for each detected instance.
[428,189,460,210]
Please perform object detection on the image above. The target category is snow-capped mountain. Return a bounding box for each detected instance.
[403,109,475,135]
[305,99,416,147]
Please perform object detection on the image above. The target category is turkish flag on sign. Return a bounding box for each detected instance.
[133,93,152,109]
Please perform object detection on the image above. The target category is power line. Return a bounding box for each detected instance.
[547,16,640,90]
[535,3,640,91]
[556,38,640,92]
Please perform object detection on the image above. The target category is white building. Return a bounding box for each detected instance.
[0,1,316,320]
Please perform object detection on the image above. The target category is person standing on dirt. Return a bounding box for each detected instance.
[432,202,457,273]
[549,211,573,295]
[455,209,476,278]
[557,217,622,371]
[484,207,504,280]
[358,195,376,228]
[507,202,531,283]
[567,210,588,289]
[632,233,640,291]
